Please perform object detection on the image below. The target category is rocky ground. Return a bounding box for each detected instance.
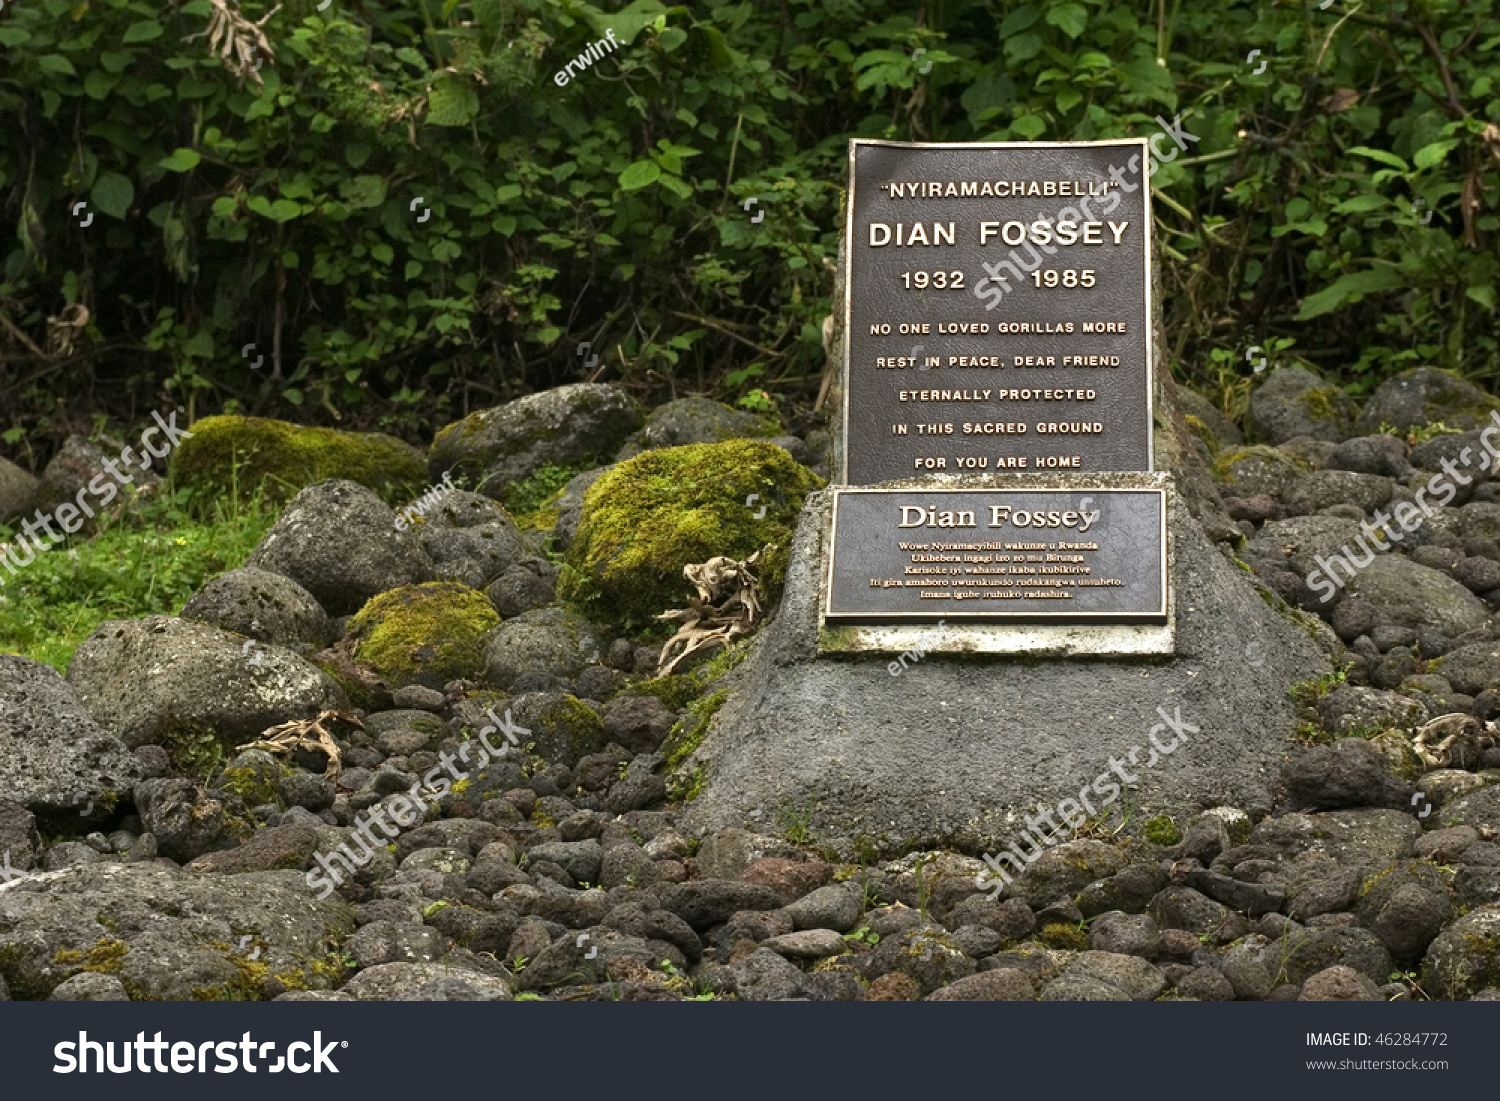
[3,367,1500,1002]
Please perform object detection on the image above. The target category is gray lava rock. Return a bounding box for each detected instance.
[729,946,808,1000]
[429,383,642,496]
[1088,912,1160,959]
[859,925,976,995]
[1213,447,1305,498]
[247,480,433,615]
[1284,739,1413,810]
[1063,951,1166,1000]
[66,616,347,752]
[615,397,775,462]
[926,969,1035,1001]
[0,862,353,1000]
[0,454,38,522]
[1249,367,1357,444]
[1299,964,1382,1001]
[783,884,863,933]
[551,467,611,552]
[659,880,783,929]
[487,564,556,618]
[1434,641,1500,696]
[47,972,131,1001]
[1040,975,1131,1001]
[1355,367,1500,436]
[134,778,252,863]
[0,657,141,823]
[482,607,602,689]
[1345,555,1491,639]
[600,695,675,755]
[1315,686,1429,735]
[342,961,511,1001]
[180,567,329,647]
[1422,905,1500,999]
[1283,470,1394,517]
[1330,435,1411,479]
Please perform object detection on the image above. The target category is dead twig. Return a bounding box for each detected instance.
[236,709,361,786]
[656,547,771,675]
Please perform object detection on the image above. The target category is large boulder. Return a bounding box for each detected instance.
[1434,641,1500,697]
[679,474,1330,856]
[614,397,778,462]
[1248,367,1357,444]
[559,439,823,624]
[0,455,38,522]
[180,566,330,648]
[170,415,426,502]
[347,582,499,690]
[0,862,354,1000]
[1355,368,1500,436]
[247,480,433,615]
[1211,445,1305,498]
[481,606,601,689]
[428,383,642,498]
[0,656,141,825]
[1422,905,1500,1000]
[30,435,158,533]
[1345,555,1491,638]
[66,616,347,755]
[411,491,530,590]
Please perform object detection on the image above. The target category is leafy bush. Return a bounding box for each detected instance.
[1,0,1495,462]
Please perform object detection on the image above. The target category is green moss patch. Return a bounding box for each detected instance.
[171,415,426,503]
[559,439,822,626]
[348,582,500,689]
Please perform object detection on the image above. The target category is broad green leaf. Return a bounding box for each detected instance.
[0,28,32,46]
[84,70,118,99]
[1333,194,1386,214]
[371,244,394,264]
[583,0,668,45]
[1413,140,1458,170]
[1295,267,1403,320]
[1348,146,1408,171]
[618,160,661,190]
[1120,57,1177,108]
[1467,285,1496,310]
[1000,4,1041,35]
[37,55,77,75]
[339,175,387,209]
[90,172,134,219]
[160,148,201,172]
[122,20,163,42]
[1044,3,1088,38]
[427,74,478,127]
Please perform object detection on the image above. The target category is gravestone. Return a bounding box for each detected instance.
[677,139,1332,857]
[828,138,1170,655]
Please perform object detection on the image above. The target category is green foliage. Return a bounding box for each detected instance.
[1,0,1497,459]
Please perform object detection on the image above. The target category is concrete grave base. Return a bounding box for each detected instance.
[677,481,1332,859]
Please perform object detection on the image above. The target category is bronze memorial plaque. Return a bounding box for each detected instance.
[841,138,1154,484]
[824,487,1166,621]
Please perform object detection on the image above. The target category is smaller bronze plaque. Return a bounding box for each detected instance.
[824,487,1166,621]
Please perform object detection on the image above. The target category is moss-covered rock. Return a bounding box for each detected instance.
[1211,444,1307,498]
[348,582,499,690]
[171,415,426,502]
[559,439,823,626]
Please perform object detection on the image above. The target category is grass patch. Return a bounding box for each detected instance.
[0,472,279,671]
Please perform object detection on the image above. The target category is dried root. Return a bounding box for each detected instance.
[655,547,771,676]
